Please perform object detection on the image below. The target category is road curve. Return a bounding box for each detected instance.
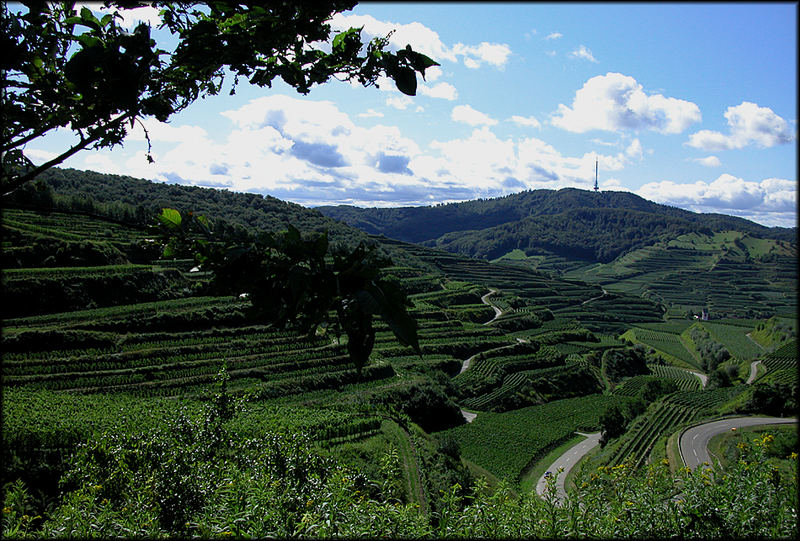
[687,369,708,388]
[680,416,797,470]
[535,432,602,502]
[746,361,762,384]
[481,289,502,323]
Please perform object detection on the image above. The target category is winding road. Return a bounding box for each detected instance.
[746,361,763,384]
[459,288,504,422]
[535,432,601,502]
[687,369,708,388]
[679,416,797,470]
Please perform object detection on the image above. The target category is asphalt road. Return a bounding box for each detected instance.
[535,431,601,502]
[746,360,762,384]
[679,416,797,470]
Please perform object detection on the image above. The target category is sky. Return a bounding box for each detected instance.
[28,2,798,227]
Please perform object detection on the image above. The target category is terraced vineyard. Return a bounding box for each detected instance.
[442,394,627,482]
[621,326,699,368]
[565,232,797,319]
[603,386,748,469]
[758,340,798,385]
[2,194,797,529]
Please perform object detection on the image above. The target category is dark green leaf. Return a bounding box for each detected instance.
[392,66,417,96]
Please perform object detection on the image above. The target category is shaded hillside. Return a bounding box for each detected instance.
[23,168,368,247]
[428,207,709,263]
[317,188,796,246]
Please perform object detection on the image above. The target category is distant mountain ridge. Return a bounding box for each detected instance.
[317,188,796,263]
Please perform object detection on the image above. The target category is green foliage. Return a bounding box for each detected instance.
[601,346,649,385]
[198,223,420,375]
[442,394,625,482]
[690,325,731,372]
[6,418,795,538]
[743,383,798,417]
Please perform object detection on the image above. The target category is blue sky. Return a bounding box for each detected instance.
[30,2,798,227]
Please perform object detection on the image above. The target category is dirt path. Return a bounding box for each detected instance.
[581,287,608,305]
[459,288,505,375]
[457,288,509,422]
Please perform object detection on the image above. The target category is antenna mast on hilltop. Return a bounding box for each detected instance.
[594,159,599,192]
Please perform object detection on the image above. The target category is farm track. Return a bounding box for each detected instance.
[687,370,708,388]
[747,361,762,384]
[581,288,608,305]
[459,288,507,422]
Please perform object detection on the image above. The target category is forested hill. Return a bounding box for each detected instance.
[16,168,370,247]
[317,188,796,255]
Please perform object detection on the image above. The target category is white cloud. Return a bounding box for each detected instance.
[424,66,443,81]
[126,118,209,144]
[452,42,512,69]
[692,155,721,167]
[386,95,413,110]
[419,82,458,101]
[569,45,597,63]
[545,32,563,40]
[545,50,557,57]
[551,72,702,134]
[451,105,497,126]
[509,115,542,129]
[686,101,795,150]
[358,109,384,118]
[331,13,511,70]
[636,174,797,226]
[330,13,456,62]
[625,138,643,159]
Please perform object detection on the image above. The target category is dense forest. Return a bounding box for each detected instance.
[318,187,796,252]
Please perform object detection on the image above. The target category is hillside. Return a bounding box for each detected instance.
[317,187,796,250]
[2,171,797,538]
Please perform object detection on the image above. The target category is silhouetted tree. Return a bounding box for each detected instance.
[2,1,437,195]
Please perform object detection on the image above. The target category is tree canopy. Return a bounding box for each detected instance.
[1,1,438,195]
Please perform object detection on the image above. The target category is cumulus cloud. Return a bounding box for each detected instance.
[452,42,512,69]
[451,105,497,126]
[419,82,458,100]
[46,91,794,226]
[686,101,795,150]
[692,155,721,167]
[569,45,597,63]
[625,138,643,159]
[509,115,542,129]
[551,73,701,134]
[330,13,511,70]
[545,32,563,40]
[358,109,384,118]
[386,95,413,110]
[636,174,797,226]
